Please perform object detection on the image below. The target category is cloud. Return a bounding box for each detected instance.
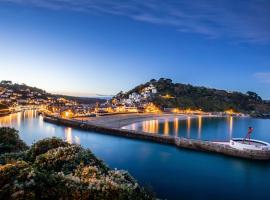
[254,72,270,83]
[1,0,270,43]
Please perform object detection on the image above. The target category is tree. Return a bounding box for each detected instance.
[0,80,12,85]
[246,91,262,102]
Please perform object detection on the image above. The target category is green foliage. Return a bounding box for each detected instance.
[26,137,69,161]
[55,95,106,105]
[34,145,108,174]
[0,81,46,95]
[0,132,156,200]
[0,127,28,154]
[0,151,28,165]
[122,78,270,113]
[0,80,12,85]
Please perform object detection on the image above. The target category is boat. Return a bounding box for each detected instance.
[229,138,270,151]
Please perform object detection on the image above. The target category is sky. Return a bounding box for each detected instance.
[0,0,270,98]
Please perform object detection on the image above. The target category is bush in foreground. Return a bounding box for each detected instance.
[0,127,28,154]
[0,127,156,200]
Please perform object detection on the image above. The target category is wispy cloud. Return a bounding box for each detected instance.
[254,72,270,83]
[1,0,270,43]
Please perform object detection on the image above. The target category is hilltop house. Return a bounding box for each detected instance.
[119,84,158,106]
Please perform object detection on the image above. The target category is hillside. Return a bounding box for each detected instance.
[55,94,106,105]
[119,78,270,115]
[0,80,105,105]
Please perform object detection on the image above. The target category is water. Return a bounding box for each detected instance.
[123,116,270,142]
[1,111,270,200]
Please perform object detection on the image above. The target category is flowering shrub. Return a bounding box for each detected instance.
[26,137,69,161]
[0,129,156,200]
[0,151,28,165]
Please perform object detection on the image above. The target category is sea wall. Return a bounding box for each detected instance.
[43,115,270,160]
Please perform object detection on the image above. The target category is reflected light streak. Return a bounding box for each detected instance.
[164,119,169,135]
[228,116,233,139]
[38,115,44,127]
[142,120,159,134]
[187,117,191,138]
[155,119,159,134]
[0,113,19,126]
[65,127,73,144]
[198,116,202,139]
[149,120,154,133]
[174,118,179,136]
[16,112,21,127]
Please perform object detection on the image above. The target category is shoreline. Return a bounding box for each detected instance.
[42,113,270,160]
[74,113,221,129]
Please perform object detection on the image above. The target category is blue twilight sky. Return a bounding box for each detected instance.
[0,0,270,98]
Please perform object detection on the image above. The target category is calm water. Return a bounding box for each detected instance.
[123,116,270,142]
[1,111,270,200]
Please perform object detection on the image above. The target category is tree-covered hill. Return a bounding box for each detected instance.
[55,94,106,105]
[0,80,47,96]
[123,78,270,115]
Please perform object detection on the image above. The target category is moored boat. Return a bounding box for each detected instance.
[229,138,270,151]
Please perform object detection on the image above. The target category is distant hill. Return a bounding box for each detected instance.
[55,94,106,105]
[0,80,47,96]
[121,78,270,115]
[0,80,105,105]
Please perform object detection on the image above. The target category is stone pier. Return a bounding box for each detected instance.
[43,115,270,160]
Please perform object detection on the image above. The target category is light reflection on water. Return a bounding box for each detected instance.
[1,111,270,200]
[198,116,202,139]
[0,111,63,144]
[124,116,215,139]
[164,119,169,135]
[2,111,270,143]
[174,117,178,136]
[65,127,73,144]
[123,116,270,142]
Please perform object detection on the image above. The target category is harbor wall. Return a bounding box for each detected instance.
[43,115,270,160]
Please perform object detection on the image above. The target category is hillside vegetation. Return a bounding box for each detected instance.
[55,94,106,105]
[125,78,270,114]
[0,127,155,200]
